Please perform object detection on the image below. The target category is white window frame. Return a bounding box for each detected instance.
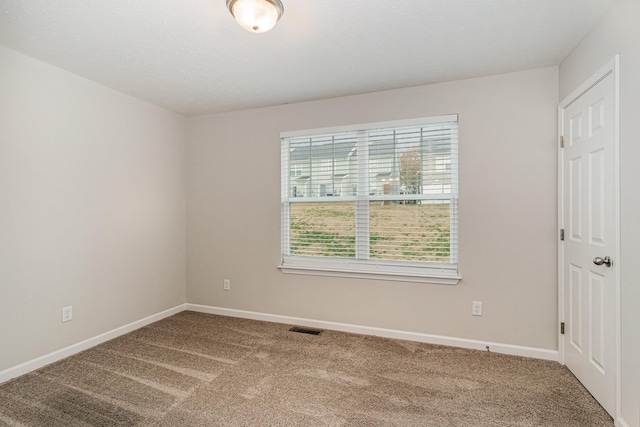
[279,115,461,285]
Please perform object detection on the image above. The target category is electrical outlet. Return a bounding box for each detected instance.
[62,306,73,322]
[223,279,230,291]
[472,301,483,316]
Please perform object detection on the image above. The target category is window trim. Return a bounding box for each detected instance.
[280,115,458,139]
[278,256,461,284]
[280,115,460,285]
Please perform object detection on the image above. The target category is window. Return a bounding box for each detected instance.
[280,115,460,284]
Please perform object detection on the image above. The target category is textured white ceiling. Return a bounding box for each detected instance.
[0,0,615,116]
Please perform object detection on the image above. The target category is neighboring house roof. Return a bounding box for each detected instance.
[290,142,356,162]
[290,138,450,163]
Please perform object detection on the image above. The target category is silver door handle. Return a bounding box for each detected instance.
[593,256,612,267]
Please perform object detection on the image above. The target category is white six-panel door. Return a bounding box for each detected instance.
[560,64,618,418]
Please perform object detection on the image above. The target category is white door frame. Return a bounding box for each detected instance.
[558,55,621,420]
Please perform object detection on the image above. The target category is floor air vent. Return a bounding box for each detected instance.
[289,326,322,335]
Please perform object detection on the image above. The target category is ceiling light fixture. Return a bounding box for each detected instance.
[226,0,284,33]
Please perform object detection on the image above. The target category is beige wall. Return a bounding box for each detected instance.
[0,46,187,372]
[187,67,559,350]
[560,0,640,425]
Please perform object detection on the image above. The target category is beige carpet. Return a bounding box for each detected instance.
[0,311,613,426]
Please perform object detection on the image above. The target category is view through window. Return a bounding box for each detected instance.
[280,115,459,282]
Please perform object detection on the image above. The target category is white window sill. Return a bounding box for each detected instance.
[278,263,461,285]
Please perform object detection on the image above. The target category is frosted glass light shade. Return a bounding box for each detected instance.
[227,0,284,33]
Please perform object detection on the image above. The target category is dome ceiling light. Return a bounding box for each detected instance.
[226,0,284,33]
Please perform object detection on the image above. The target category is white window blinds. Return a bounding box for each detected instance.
[280,115,459,283]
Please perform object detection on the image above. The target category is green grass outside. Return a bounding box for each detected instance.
[290,202,450,262]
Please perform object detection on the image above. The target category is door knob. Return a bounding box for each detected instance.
[593,256,612,267]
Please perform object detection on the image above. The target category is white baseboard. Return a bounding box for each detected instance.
[0,302,559,386]
[615,416,630,427]
[186,304,559,362]
[0,304,186,385]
